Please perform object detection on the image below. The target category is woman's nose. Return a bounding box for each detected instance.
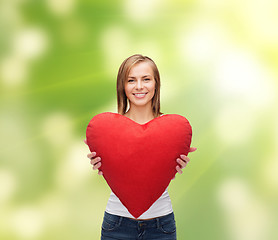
[135,80,143,90]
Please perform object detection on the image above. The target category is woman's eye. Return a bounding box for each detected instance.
[128,79,134,82]
[144,78,150,81]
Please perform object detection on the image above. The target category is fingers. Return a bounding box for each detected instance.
[180,154,190,163]
[87,152,102,170]
[176,165,183,174]
[176,154,190,174]
[91,156,101,169]
[93,160,101,170]
[87,152,96,159]
[176,157,188,172]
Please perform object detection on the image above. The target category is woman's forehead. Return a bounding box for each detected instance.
[128,62,154,77]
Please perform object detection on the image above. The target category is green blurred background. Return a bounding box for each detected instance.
[0,0,278,239]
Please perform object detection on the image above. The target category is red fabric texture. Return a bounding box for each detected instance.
[86,112,192,218]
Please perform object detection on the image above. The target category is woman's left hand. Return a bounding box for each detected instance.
[175,147,197,175]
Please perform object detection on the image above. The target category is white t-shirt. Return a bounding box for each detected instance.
[105,114,173,219]
[105,189,173,219]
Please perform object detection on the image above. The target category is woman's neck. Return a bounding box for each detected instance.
[124,107,155,125]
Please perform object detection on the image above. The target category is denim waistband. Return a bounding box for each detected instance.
[103,211,175,229]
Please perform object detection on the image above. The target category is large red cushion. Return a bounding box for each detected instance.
[86,112,192,218]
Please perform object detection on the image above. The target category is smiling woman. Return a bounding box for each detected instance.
[85,54,196,240]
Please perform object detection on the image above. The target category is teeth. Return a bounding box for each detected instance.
[134,93,146,96]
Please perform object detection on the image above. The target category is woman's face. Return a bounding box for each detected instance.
[124,61,156,109]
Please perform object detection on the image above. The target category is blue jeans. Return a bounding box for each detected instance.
[101,211,177,240]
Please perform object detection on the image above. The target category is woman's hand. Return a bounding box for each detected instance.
[175,147,197,176]
[84,139,103,175]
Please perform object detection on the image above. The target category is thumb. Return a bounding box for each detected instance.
[84,139,88,145]
[189,147,197,152]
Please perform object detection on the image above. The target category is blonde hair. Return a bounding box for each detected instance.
[116,54,163,118]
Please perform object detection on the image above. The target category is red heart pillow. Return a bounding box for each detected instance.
[86,112,192,218]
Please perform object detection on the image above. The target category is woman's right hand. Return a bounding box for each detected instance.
[84,139,103,175]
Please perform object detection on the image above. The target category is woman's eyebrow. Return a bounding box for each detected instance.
[128,75,152,78]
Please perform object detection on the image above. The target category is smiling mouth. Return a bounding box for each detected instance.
[132,93,148,98]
